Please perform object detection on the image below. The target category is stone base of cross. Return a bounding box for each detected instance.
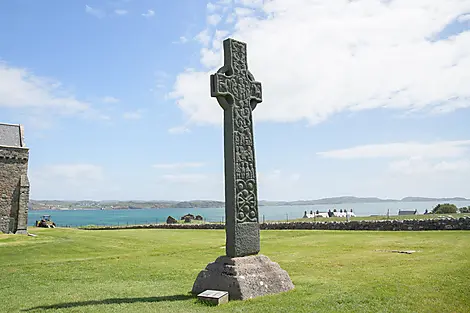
[192,255,294,301]
[191,38,294,301]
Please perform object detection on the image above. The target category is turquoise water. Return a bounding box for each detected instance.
[28,201,470,227]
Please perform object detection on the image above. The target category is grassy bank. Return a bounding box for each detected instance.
[1,228,469,312]
[288,213,470,223]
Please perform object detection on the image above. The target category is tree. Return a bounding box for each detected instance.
[459,206,470,213]
[432,203,457,214]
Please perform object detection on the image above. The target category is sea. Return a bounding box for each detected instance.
[28,200,470,227]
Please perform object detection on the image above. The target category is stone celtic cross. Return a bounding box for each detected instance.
[211,38,262,257]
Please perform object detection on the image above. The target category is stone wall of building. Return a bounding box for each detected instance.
[82,217,470,231]
[0,146,29,234]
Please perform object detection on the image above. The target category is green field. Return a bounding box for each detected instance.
[1,228,469,313]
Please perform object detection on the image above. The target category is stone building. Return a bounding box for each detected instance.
[0,123,30,234]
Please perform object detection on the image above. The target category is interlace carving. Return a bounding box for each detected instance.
[211,39,263,224]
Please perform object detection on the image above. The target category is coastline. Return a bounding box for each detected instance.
[29,197,470,211]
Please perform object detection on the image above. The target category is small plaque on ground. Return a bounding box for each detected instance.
[197,290,229,305]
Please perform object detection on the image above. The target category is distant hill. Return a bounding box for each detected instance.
[29,196,469,210]
[400,197,469,202]
[269,196,397,205]
[258,196,469,206]
[29,199,225,210]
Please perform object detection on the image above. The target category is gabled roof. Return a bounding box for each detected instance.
[0,123,25,148]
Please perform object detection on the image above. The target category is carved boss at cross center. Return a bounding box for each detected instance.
[211,39,262,225]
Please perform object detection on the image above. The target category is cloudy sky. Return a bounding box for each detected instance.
[1,0,469,201]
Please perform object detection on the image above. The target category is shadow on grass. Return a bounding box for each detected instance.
[23,294,194,311]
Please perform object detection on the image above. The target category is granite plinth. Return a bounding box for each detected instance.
[192,254,294,300]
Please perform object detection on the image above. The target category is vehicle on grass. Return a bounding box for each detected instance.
[35,215,56,228]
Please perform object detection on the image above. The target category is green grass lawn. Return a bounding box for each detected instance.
[1,228,469,313]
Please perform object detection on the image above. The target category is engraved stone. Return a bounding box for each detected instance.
[191,38,294,301]
[211,38,262,257]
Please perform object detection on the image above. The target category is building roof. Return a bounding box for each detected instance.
[0,123,25,148]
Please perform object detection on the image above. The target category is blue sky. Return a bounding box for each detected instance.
[1,0,469,201]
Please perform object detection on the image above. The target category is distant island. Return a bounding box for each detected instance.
[29,196,470,210]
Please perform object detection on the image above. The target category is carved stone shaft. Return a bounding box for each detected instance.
[210,38,263,257]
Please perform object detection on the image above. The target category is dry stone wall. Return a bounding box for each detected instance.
[82,217,470,231]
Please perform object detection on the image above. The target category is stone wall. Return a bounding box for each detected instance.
[0,146,29,234]
[82,217,470,231]
[260,218,470,231]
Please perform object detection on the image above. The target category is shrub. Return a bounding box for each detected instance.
[459,206,470,213]
[432,203,458,214]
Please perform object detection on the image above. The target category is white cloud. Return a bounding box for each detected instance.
[142,9,155,18]
[317,140,470,159]
[102,96,119,103]
[168,125,191,134]
[208,14,222,25]
[225,13,235,24]
[173,36,188,44]
[457,14,470,23]
[314,140,470,198]
[195,29,212,46]
[114,9,128,16]
[236,0,263,8]
[169,70,223,124]
[200,48,222,68]
[29,164,113,200]
[0,62,90,115]
[258,169,303,200]
[259,169,301,183]
[211,30,230,49]
[234,7,254,17]
[170,0,470,126]
[122,109,143,120]
[388,157,470,175]
[207,2,219,12]
[32,164,104,185]
[24,116,54,130]
[152,162,205,169]
[85,5,105,18]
